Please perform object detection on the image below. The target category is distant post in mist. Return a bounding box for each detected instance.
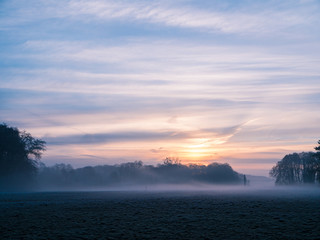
[243,175,247,186]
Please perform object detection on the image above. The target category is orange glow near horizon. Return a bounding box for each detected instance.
[42,130,317,174]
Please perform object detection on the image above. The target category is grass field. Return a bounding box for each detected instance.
[1,187,319,239]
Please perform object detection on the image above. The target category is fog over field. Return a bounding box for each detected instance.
[30,160,276,192]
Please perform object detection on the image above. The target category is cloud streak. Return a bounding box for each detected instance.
[45,131,187,145]
[44,122,249,146]
[30,0,320,36]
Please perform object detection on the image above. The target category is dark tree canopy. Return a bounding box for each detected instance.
[315,140,320,159]
[0,123,46,190]
[270,146,320,185]
[315,140,320,152]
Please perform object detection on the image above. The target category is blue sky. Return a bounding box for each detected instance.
[1,0,320,176]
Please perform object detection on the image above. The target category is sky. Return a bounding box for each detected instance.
[1,0,320,176]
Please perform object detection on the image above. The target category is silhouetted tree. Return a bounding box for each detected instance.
[0,123,46,190]
[315,140,320,152]
[270,153,302,185]
[163,157,181,165]
[270,150,320,185]
[314,140,320,182]
[300,152,317,183]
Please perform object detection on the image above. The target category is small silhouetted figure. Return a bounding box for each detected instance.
[243,175,247,186]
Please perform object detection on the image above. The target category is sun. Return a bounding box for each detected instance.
[183,138,214,162]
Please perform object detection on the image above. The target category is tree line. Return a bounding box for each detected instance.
[0,123,241,190]
[36,160,241,189]
[2,122,319,189]
[269,141,320,185]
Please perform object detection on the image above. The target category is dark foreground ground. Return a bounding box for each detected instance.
[1,187,320,239]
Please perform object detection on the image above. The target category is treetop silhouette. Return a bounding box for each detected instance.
[0,123,46,190]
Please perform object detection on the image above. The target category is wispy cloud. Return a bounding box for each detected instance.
[60,0,320,36]
[2,0,319,37]
[4,40,319,98]
[43,122,252,146]
[44,131,186,145]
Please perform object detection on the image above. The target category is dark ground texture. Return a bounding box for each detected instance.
[0,188,319,239]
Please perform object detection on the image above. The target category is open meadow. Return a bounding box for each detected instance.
[1,187,319,239]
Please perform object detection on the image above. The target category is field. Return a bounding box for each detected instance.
[1,187,320,239]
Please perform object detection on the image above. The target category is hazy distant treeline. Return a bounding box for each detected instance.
[1,123,244,191]
[36,160,242,189]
